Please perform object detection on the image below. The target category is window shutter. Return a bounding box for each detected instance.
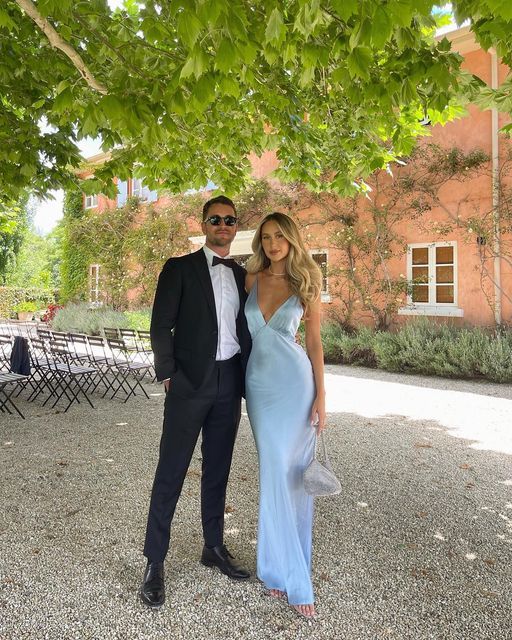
[117,179,128,207]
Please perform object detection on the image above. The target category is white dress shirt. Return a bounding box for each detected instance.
[202,245,241,361]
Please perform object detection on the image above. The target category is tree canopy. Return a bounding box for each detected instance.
[1,0,511,203]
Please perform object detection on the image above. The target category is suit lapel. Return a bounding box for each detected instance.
[191,249,217,323]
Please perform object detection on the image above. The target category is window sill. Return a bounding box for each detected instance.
[398,305,464,318]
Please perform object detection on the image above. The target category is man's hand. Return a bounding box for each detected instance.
[163,379,170,392]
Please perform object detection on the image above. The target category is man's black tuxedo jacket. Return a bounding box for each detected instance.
[150,248,251,395]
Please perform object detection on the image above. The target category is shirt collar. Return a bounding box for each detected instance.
[203,245,232,267]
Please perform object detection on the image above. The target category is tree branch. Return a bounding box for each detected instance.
[15,0,108,95]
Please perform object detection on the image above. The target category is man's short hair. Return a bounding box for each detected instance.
[202,195,236,220]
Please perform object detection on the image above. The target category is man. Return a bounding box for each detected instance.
[140,195,252,609]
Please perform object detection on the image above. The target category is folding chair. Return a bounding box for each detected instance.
[120,328,154,376]
[137,329,151,349]
[29,338,96,412]
[0,335,12,371]
[106,338,152,401]
[103,327,120,340]
[67,333,92,365]
[45,338,96,411]
[37,328,54,342]
[0,372,28,418]
[85,335,121,398]
[27,338,59,405]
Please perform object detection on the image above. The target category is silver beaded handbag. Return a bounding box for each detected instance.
[303,431,341,497]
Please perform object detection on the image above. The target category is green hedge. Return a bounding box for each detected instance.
[51,303,151,335]
[321,320,512,383]
[0,286,55,318]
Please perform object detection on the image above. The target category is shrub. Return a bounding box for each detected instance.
[52,303,129,335]
[343,327,377,367]
[124,308,152,331]
[479,329,512,383]
[14,300,38,313]
[324,318,512,383]
[320,323,377,366]
[41,303,64,325]
[320,321,346,363]
[0,286,54,317]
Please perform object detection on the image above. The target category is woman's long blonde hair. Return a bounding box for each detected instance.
[246,212,322,307]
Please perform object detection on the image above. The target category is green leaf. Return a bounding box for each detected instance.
[331,65,351,85]
[99,95,124,120]
[347,46,372,80]
[283,43,297,64]
[400,78,416,103]
[237,40,258,65]
[390,0,414,27]
[180,49,208,80]
[331,0,358,22]
[20,164,36,177]
[0,9,16,31]
[193,74,216,107]
[177,11,203,49]
[371,7,393,49]
[53,87,73,113]
[299,66,316,87]
[168,90,187,116]
[219,75,240,98]
[215,39,238,73]
[265,8,285,45]
[263,46,279,65]
[302,43,320,68]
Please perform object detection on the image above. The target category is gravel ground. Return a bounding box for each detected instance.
[1,365,511,640]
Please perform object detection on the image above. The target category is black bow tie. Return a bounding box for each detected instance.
[212,256,236,269]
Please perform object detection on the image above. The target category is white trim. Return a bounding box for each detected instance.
[89,263,101,304]
[84,194,98,209]
[398,305,464,317]
[406,241,458,307]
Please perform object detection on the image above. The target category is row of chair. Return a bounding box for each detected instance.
[0,329,155,416]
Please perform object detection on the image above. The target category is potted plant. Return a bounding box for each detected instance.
[14,301,38,322]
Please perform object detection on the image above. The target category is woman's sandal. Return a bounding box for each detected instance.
[265,588,287,600]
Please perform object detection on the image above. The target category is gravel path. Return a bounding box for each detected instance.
[1,366,511,640]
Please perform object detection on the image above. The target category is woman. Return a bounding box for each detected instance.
[244,212,326,618]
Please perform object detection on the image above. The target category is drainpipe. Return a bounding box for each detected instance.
[490,48,502,325]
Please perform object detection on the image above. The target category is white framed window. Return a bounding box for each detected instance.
[84,194,98,209]
[399,242,463,317]
[310,250,331,303]
[131,177,149,201]
[89,264,102,305]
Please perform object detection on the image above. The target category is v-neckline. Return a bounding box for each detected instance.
[254,275,294,325]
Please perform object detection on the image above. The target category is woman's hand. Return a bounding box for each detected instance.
[310,393,326,433]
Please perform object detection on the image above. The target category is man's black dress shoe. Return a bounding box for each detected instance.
[200,544,250,580]
[139,561,165,608]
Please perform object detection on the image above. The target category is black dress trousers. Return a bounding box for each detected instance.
[143,355,243,563]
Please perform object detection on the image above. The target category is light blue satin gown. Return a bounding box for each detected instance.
[245,277,316,605]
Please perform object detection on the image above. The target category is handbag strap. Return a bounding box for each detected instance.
[315,431,333,471]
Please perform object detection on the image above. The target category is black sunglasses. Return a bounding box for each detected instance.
[204,215,238,226]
